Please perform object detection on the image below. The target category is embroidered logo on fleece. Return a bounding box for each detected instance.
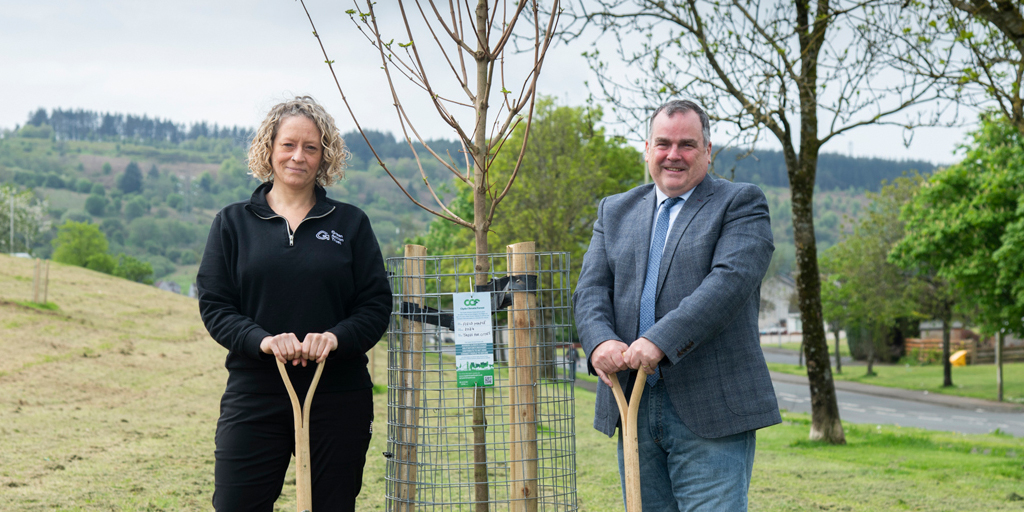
[316,230,345,245]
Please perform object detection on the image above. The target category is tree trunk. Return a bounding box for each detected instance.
[997,330,1004,402]
[471,1,491,507]
[866,337,876,376]
[941,313,953,387]
[788,0,844,445]
[833,329,842,374]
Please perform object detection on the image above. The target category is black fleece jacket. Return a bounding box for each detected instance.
[197,182,392,395]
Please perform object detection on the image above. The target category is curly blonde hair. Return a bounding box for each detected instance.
[247,96,349,186]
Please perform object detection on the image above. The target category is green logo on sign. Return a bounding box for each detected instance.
[464,298,481,306]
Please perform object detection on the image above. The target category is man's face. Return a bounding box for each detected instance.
[644,110,711,198]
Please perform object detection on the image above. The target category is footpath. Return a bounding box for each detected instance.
[572,347,1023,414]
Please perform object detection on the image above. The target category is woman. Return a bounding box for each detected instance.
[197,96,391,511]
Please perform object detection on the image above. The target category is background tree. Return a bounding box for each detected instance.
[52,221,109,267]
[484,97,641,284]
[113,253,154,284]
[85,194,108,217]
[909,273,958,386]
[891,115,1024,401]
[819,271,850,374]
[820,175,922,375]
[1,184,51,254]
[118,161,143,195]
[573,0,946,443]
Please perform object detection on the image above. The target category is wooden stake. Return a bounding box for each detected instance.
[397,244,426,511]
[43,259,50,304]
[32,258,40,303]
[507,242,538,512]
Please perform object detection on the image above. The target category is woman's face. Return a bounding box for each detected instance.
[270,115,323,191]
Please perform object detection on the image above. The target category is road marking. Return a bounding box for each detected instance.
[870,406,897,412]
[952,415,986,422]
[876,412,906,418]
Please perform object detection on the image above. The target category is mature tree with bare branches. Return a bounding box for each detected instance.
[570,0,947,444]
[894,0,1024,131]
[298,1,560,508]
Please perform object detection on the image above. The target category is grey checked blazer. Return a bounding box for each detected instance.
[573,175,781,438]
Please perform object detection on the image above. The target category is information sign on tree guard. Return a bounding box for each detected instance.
[454,292,495,388]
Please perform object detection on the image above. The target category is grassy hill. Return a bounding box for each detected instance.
[0,253,389,510]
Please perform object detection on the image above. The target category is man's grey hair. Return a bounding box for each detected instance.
[648,100,711,147]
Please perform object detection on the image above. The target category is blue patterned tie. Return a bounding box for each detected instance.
[640,196,682,386]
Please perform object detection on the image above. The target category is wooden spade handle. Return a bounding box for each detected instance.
[277,359,326,512]
[610,371,646,512]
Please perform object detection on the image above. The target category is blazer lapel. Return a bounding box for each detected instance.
[633,187,657,285]
[657,175,715,293]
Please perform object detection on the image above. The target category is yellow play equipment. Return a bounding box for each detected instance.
[950,350,968,367]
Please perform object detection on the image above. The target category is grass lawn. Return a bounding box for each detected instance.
[768,361,1024,404]
[2,254,1023,511]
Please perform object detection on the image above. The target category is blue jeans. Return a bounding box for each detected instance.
[617,379,756,511]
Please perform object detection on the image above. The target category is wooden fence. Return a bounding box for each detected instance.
[905,338,1024,364]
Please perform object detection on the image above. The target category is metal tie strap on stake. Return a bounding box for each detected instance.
[276,359,325,512]
[610,371,645,512]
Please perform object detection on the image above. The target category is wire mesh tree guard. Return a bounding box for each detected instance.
[385,242,577,512]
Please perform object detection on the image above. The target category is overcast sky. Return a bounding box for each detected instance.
[1,0,971,165]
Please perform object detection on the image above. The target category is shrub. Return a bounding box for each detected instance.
[84,253,117,274]
[85,194,108,216]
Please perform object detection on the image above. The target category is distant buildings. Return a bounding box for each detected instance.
[759,274,802,333]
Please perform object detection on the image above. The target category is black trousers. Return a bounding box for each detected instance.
[212,388,373,512]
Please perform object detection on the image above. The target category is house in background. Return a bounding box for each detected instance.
[759,275,801,333]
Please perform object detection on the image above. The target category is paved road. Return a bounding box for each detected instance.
[570,347,1024,437]
[772,379,1024,436]
[761,346,1024,436]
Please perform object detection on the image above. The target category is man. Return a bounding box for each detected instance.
[573,99,779,511]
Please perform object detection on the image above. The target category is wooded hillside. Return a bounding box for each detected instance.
[2,108,935,291]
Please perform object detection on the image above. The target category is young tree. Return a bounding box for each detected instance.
[299,1,561,505]
[301,0,559,268]
[892,115,1024,401]
[573,0,947,444]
